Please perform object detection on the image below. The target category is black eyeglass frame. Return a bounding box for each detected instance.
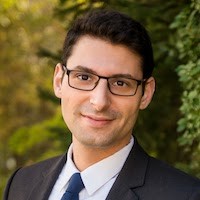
[62,65,146,96]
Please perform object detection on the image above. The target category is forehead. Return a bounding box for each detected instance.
[67,36,143,78]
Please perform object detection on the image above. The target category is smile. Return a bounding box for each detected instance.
[81,114,114,127]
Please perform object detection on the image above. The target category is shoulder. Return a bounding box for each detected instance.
[147,156,200,186]
[140,156,200,199]
[11,154,65,182]
[4,154,66,200]
[128,140,200,199]
[17,155,63,175]
[133,139,200,187]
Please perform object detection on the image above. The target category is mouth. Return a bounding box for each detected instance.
[81,114,114,127]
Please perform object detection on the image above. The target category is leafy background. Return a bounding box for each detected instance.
[0,0,199,197]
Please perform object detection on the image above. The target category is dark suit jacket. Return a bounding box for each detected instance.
[4,139,200,200]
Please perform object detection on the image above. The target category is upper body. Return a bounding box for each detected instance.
[4,138,200,200]
[4,9,200,200]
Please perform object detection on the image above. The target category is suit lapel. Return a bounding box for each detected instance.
[28,154,67,200]
[106,139,149,200]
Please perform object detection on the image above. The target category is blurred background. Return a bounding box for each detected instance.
[0,0,200,197]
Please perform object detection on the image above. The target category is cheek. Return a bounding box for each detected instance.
[60,88,72,118]
[120,100,141,124]
[60,86,76,109]
[61,97,70,122]
[60,89,85,120]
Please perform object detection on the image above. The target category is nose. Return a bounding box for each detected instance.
[89,79,111,111]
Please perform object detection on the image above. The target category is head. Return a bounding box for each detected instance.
[62,9,154,79]
[54,9,155,155]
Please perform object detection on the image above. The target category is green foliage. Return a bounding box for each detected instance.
[9,110,71,164]
[171,0,200,176]
[0,0,63,196]
[54,0,104,28]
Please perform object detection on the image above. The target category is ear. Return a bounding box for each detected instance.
[53,63,64,98]
[139,77,155,110]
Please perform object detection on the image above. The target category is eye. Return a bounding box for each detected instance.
[116,80,126,86]
[75,72,92,81]
[78,74,90,80]
[113,79,130,87]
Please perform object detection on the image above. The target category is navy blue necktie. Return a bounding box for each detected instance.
[61,173,85,200]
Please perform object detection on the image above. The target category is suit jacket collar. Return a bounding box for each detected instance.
[27,154,67,200]
[106,138,149,200]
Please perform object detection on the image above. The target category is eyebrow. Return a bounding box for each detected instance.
[73,65,96,74]
[71,65,137,80]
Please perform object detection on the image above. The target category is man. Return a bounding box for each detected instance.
[4,9,200,200]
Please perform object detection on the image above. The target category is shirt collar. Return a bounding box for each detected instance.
[62,136,134,195]
[57,145,79,193]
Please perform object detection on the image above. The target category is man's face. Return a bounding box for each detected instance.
[54,36,155,151]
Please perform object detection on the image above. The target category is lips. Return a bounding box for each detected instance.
[81,114,114,127]
[84,114,112,121]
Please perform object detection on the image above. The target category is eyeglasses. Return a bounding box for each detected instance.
[62,65,146,96]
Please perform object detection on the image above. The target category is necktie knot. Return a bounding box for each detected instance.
[61,173,85,200]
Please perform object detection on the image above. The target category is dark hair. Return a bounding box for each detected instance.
[62,9,154,78]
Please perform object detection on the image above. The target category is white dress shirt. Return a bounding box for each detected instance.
[48,137,134,200]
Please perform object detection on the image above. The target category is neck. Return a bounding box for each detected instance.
[72,137,131,171]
